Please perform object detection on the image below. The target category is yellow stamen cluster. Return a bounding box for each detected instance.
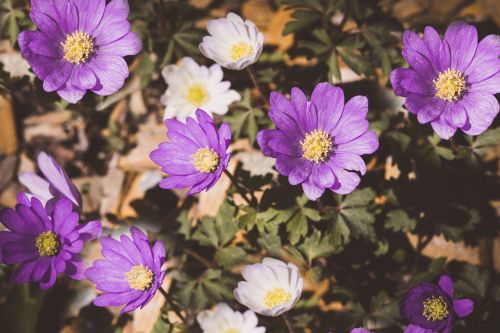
[225,328,240,333]
[301,129,332,163]
[62,31,93,64]
[35,231,60,257]
[192,147,220,173]
[186,84,209,106]
[230,42,254,61]
[124,265,154,291]
[433,68,466,102]
[423,296,449,321]
[264,288,292,308]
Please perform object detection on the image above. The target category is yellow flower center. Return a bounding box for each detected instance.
[124,265,154,291]
[35,231,60,257]
[62,31,93,64]
[301,129,332,163]
[186,84,209,106]
[225,329,240,333]
[230,42,254,61]
[192,147,219,173]
[433,68,466,102]
[423,296,449,321]
[264,288,292,308]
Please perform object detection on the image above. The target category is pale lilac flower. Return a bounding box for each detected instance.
[150,109,232,195]
[257,83,379,200]
[18,0,142,103]
[0,197,101,289]
[18,151,81,208]
[85,227,166,312]
[391,21,500,139]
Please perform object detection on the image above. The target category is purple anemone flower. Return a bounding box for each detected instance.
[257,83,379,200]
[150,108,232,196]
[390,21,500,139]
[85,227,166,312]
[18,151,81,208]
[18,0,142,103]
[400,275,474,333]
[0,196,101,289]
[351,329,373,333]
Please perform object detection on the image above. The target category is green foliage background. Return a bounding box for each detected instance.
[0,0,499,332]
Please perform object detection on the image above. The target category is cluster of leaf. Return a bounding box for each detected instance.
[283,0,404,82]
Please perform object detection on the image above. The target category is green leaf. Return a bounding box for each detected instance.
[385,209,416,232]
[302,207,322,222]
[215,246,246,269]
[337,47,372,76]
[176,210,192,239]
[7,12,19,45]
[283,9,321,36]
[346,0,375,21]
[192,200,238,247]
[385,131,411,153]
[3,285,44,333]
[176,269,234,311]
[299,230,337,263]
[341,188,376,208]
[286,209,308,245]
[472,127,500,157]
[173,30,202,56]
[330,216,351,249]
[435,146,455,160]
[375,47,391,78]
[151,318,173,333]
[327,52,341,82]
[257,233,282,252]
[239,207,292,235]
[410,257,446,283]
[338,188,377,241]
[455,264,490,298]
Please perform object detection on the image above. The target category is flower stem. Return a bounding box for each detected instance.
[224,169,253,205]
[159,287,186,323]
[282,313,295,333]
[246,66,269,108]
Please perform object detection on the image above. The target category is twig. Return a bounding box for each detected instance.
[185,248,213,268]
[159,287,186,322]
[282,313,295,333]
[246,66,269,108]
[224,169,253,205]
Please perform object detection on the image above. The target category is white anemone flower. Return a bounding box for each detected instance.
[199,12,264,70]
[197,303,266,333]
[161,57,240,121]
[234,257,303,317]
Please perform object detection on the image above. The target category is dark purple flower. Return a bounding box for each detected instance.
[257,83,379,200]
[351,329,373,333]
[0,197,101,289]
[400,275,474,333]
[18,0,142,103]
[18,151,81,208]
[390,21,500,139]
[150,108,232,195]
[85,227,166,312]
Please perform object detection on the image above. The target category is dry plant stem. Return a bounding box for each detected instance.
[224,169,253,205]
[282,313,295,333]
[247,66,270,108]
[185,248,214,268]
[159,286,186,322]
